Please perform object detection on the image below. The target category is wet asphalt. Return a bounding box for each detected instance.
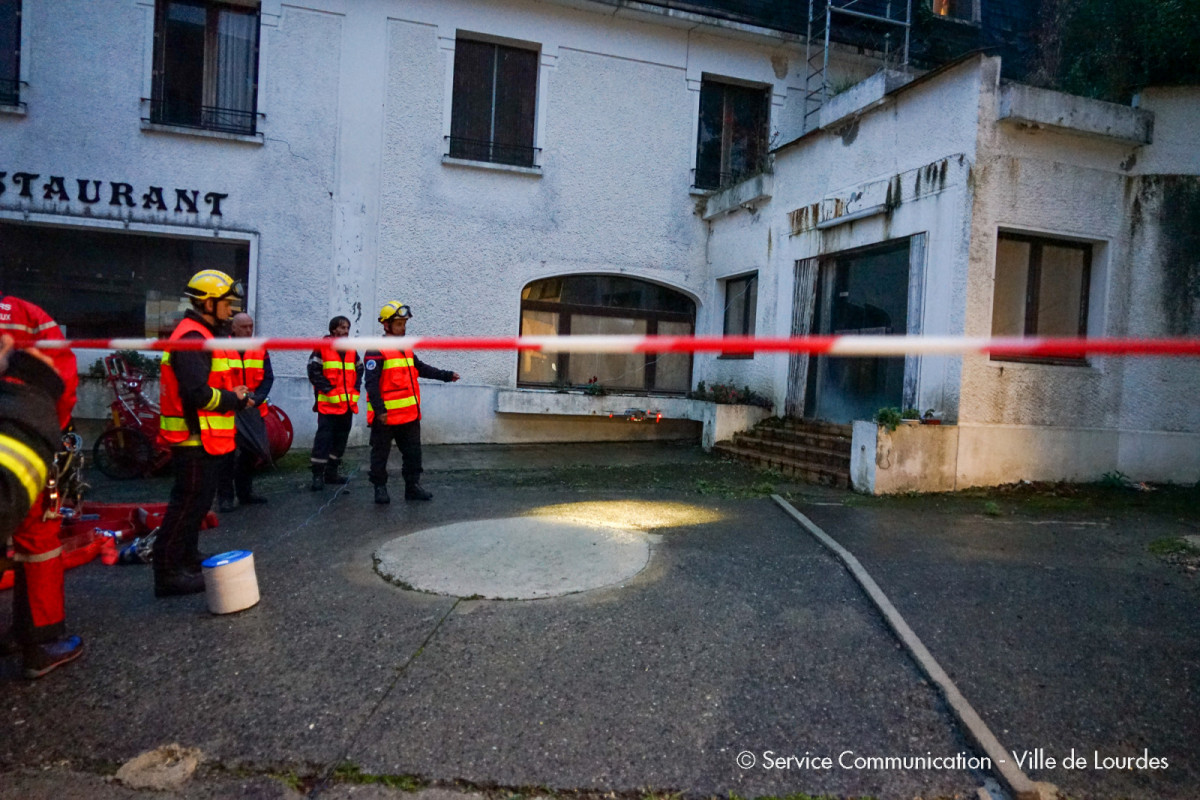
[0,441,1197,800]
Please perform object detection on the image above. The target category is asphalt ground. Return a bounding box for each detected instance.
[1,441,1197,800]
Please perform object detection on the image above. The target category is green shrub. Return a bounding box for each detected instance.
[874,407,902,431]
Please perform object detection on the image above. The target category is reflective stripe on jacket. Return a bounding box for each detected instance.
[316,345,359,414]
[367,349,421,426]
[158,317,238,455]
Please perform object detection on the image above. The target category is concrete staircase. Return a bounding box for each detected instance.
[713,417,853,488]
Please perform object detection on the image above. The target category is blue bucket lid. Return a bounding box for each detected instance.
[202,550,253,568]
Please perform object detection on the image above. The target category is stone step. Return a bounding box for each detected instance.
[758,417,854,438]
[746,426,852,451]
[713,442,850,489]
[729,433,851,469]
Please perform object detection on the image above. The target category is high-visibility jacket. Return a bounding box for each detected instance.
[316,345,359,414]
[230,347,270,418]
[367,349,420,426]
[0,295,78,430]
[158,317,237,455]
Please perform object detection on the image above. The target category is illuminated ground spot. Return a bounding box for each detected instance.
[373,516,652,600]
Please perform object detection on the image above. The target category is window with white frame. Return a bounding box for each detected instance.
[518,275,695,393]
[0,0,19,107]
[694,78,769,191]
[0,221,249,340]
[721,273,758,359]
[151,0,260,135]
[991,232,1092,362]
[449,36,538,168]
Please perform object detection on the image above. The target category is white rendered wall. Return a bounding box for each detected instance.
[704,56,987,419]
[956,68,1200,485]
[2,0,807,446]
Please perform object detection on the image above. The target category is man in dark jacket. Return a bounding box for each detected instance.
[307,315,362,491]
[218,312,273,511]
[365,301,459,504]
[155,270,250,597]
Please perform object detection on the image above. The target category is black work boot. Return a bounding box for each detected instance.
[404,481,433,502]
[374,485,391,505]
[310,468,325,491]
[23,635,84,680]
[154,569,205,598]
[325,461,350,485]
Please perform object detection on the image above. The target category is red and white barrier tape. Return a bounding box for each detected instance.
[26,335,1200,357]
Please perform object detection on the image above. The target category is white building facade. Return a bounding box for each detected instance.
[2,1,1197,486]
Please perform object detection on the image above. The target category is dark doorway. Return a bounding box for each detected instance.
[805,239,911,423]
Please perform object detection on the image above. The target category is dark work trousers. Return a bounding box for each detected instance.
[217,446,257,502]
[368,419,422,486]
[154,446,221,573]
[311,412,353,472]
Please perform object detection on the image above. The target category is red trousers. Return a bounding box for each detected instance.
[8,496,66,645]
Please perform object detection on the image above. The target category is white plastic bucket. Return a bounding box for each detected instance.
[201,550,260,614]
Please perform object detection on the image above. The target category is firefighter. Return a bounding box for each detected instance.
[365,301,459,504]
[307,315,361,491]
[155,270,250,597]
[0,294,83,678]
[217,312,273,511]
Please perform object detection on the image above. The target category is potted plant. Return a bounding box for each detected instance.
[900,407,921,425]
[922,408,944,425]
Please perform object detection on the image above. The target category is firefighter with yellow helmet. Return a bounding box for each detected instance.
[364,301,459,504]
[154,269,250,597]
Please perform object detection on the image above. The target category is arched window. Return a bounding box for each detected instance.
[519,275,695,394]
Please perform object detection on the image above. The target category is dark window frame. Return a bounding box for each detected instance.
[694,77,770,191]
[990,232,1093,366]
[150,0,262,135]
[0,0,21,107]
[720,272,758,359]
[448,35,539,168]
[517,275,696,395]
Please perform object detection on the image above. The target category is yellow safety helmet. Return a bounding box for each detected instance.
[185,269,243,302]
[378,300,413,323]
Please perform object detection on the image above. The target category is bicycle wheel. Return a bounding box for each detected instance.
[92,426,154,480]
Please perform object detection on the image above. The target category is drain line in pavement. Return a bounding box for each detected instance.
[307,596,462,798]
[771,495,1057,800]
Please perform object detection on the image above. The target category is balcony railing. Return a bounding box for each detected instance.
[148,100,259,135]
[0,78,24,108]
[445,136,540,168]
[692,161,767,192]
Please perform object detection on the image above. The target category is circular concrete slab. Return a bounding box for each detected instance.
[374,516,652,600]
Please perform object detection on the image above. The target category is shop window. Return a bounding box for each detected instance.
[151,0,260,135]
[449,36,538,167]
[0,0,19,107]
[991,232,1092,363]
[721,273,758,359]
[694,78,768,191]
[518,275,695,394]
[0,222,249,339]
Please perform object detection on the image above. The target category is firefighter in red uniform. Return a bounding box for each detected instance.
[155,270,250,597]
[0,294,83,678]
[217,312,273,511]
[307,315,361,491]
[365,301,459,505]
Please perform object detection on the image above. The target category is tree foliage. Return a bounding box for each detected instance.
[1035,0,1200,103]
